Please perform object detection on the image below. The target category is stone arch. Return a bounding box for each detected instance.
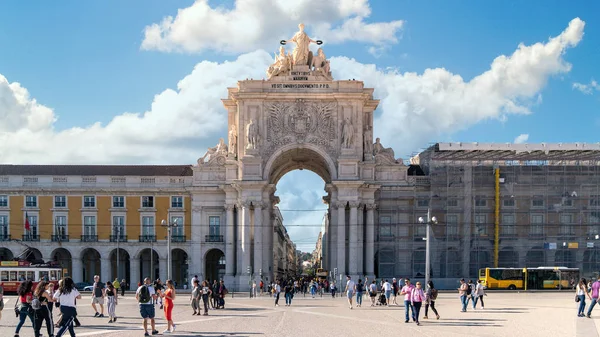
[498,247,519,268]
[51,248,72,278]
[133,247,163,260]
[137,248,160,281]
[555,250,576,268]
[0,247,14,261]
[20,248,43,263]
[440,248,461,278]
[205,248,225,283]
[81,248,101,283]
[109,248,131,285]
[264,143,337,184]
[171,248,189,287]
[525,247,545,267]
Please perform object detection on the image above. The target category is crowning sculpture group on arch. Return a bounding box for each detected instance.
[195,23,405,290]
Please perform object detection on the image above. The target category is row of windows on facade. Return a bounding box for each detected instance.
[0,215,221,238]
[13,176,185,185]
[0,195,184,209]
[416,196,600,208]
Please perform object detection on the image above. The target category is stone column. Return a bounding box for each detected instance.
[365,204,376,277]
[357,204,365,277]
[337,201,346,277]
[349,202,359,276]
[190,206,203,279]
[100,257,111,283]
[71,257,83,284]
[253,202,263,283]
[236,204,244,276]
[225,204,235,276]
[242,202,252,273]
[262,207,271,283]
[159,257,167,282]
[130,257,140,289]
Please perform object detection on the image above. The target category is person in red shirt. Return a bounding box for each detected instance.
[400,278,416,323]
[14,280,35,337]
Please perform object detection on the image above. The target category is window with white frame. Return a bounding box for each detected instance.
[55,216,67,237]
[0,215,8,238]
[27,215,38,236]
[530,214,544,235]
[208,216,219,236]
[475,196,487,207]
[531,196,544,208]
[25,195,37,207]
[171,196,183,208]
[112,216,125,237]
[503,198,515,207]
[446,214,458,236]
[473,214,487,235]
[83,196,96,208]
[0,195,7,207]
[560,213,574,235]
[54,196,66,208]
[172,216,184,236]
[112,196,125,208]
[501,214,516,236]
[142,216,155,235]
[142,196,154,208]
[83,216,96,236]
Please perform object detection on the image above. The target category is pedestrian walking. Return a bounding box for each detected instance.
[218,280,228,309]
[284,281,294,306]
[190,279,201,315]
[400,278,415,323]
[259,280,264,296]
[467,279,477,309]
[345,276,355,309]
[14,280,35,337]
[53,277,81,337]
[33,280,55,337]
[0,282,4,322]
[121,279,127,297]
[423,280,440,320]
[330,281,336,298]
[211,280,219,308]
[382,279,392,305]
[458,279,468,312]
[90,275,105,318]
[369,280,377,306]
[112,278,120,296]
[136,277,158,337]
[104,281,118,323]
[473,280,485,309]
[274,281,281,307]
[392,278,399,305]
[587,278,600,318]
[252,281,257,298]
[161,279,176,333]
[355,279,364,307]
[201,281,212,316]
[154,279,164,309]
[576,278,592,317]
[411,282,426,326]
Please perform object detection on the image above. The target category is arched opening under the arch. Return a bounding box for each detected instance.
[0,247,14,261]
[52,248,72,278]
[171,249,188,287]
[205,249,225,283]
[81,248,101,283]
[20,248,43,264]
[266,146,334,185]
[139,249,159,282]
[110,249,130,285]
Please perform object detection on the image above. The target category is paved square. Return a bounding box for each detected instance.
[0,292,593,336]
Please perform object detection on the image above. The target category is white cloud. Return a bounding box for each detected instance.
[141,0,403,54]
[573,79,599,95]
[514,134,529,144]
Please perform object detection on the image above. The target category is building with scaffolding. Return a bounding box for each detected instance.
[379,142,600,285]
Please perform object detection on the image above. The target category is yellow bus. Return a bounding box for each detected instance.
[479,267,579,290]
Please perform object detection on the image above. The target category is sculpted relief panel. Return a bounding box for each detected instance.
[263,99,337,159]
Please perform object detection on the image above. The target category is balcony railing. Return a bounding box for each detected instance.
[0,234,11,241]
[22,234,40,242]
[205,235,223,243]
[110,235,128,242]
[80,235,98,242]
[169,235,187,243]
[139,235,157,242]
[51,235,69,242]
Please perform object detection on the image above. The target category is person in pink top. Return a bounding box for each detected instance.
[400,278,415,323]
[587,278,600,318]
[411,282,426,326]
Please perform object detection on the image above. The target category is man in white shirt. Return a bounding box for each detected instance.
[345,276,356,309]
[382,279,392,305]
[137,278,158,337]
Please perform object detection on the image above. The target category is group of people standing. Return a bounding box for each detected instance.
[189,276,228,315]
[458,279,486,312]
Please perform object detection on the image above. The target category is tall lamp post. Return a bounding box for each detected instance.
[116,227,120,282]
[418,208,438,287]
[161,219,178,281]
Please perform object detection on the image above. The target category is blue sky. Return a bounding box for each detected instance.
[1,0,599,250]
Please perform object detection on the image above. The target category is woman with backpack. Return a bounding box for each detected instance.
[423,280,440,320]
[33,281,55,337]
[14,279,35,337]
[354,279,364,307]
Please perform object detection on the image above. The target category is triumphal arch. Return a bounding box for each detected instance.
[191,24,406,289]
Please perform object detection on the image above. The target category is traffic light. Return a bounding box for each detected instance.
[247,266,251,275]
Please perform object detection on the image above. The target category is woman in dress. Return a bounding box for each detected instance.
[14,279,35,337]
[104,281,118,323]
[161,279,176,333]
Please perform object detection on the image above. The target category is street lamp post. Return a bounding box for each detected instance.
[418,208,438,287]
[161,219,178,281]
[116,227,120,282]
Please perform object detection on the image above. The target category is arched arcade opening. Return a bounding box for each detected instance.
[52,248,72,278]
[81,248,100,283]
[110,249,130,285]
[205,249,225,283]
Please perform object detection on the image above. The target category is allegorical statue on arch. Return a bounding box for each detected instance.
[266,23,332,80]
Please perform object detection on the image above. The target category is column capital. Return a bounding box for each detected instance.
[252,201,264,209]
[358,203,365,211]
[349,201,360,209]
[366,203,377,211]
[224,204,236,211]
[335,201,346,209]
[239,201,252,208]
[192,206,203,212]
